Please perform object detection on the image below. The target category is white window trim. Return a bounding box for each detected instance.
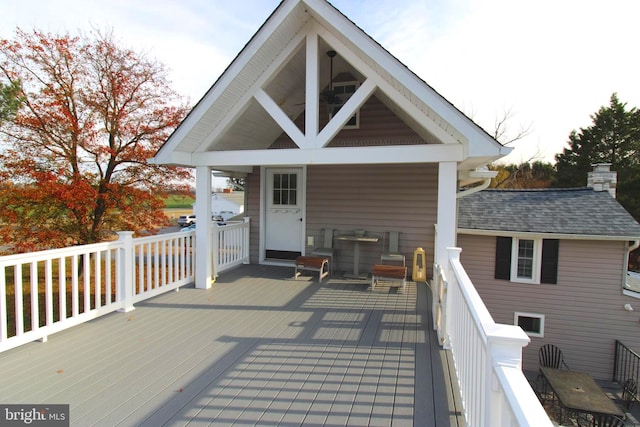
[514,311,545,337]
[510,237,543,284]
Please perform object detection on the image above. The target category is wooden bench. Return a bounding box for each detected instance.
[294,256,329,281]
[371,264,407,293]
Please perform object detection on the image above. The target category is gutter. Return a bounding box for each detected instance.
[457,178,492,199]
[457,168,498,199]
[631,240,640,252]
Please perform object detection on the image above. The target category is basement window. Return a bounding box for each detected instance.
[515,312,545,337]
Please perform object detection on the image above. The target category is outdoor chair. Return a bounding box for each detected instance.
[311,229,335,275]
[380,231,405,266]
[590,414,626,427]
[620,378,637,415]
[537,344,570,402]
[539,344,570,370]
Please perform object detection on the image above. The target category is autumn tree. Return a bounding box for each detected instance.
[553,93,640,220]
[0,29,191,253]
[490,161,554,188]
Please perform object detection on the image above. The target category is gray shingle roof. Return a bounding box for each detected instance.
[457,188,640,238]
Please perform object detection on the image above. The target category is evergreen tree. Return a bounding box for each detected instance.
[553,93,640,220]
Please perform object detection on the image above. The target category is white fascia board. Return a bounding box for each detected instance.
[191,144,463,166]
[151,150,194,166]
[457,228,640,241]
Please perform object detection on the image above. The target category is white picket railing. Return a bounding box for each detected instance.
[213,219,251,275]
[434,247,552,426]
[0,220,250,353]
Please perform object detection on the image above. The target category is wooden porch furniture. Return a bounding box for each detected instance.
[371,264,407,293]
[294,256,329,281]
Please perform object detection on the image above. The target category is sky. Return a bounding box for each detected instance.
[2,0,640,165]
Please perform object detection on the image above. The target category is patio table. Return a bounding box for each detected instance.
[335,233,379,278]
[540,367,624,422]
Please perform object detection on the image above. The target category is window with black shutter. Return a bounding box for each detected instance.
[494,236,559,284]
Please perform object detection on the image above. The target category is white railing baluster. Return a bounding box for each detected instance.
[45,259,53,327]
[30,262,38,334]
[59,257,66,321]
[71,254,79,317]
[14,265,23,336]
[83,251,90,314]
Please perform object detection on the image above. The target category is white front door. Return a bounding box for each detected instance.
[265,168,304,260]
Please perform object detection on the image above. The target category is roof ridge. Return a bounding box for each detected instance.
[482,187,591,193]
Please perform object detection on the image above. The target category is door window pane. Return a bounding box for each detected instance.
[272,173,297,206]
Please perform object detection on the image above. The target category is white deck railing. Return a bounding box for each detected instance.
[433,247,552,426]
[0,221,250,353]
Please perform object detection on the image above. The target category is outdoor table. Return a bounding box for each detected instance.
[335,234,379,278]
[540,367,624,422]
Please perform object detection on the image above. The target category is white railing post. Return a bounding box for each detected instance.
[243,217,250,264]
[485,324,530,426]
[117,231,135,313]
[212,225,219,281]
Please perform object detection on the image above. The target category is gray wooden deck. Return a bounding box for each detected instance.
[0,265,463,426]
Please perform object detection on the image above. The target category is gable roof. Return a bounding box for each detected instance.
[152,0,509,175]
[458,188,640,239]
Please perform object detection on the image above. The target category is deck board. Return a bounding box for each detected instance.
[0,265,463,426]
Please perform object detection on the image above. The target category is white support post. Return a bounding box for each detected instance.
[435,162,458,272]
[195,166,213,289]
[117,231,135,312]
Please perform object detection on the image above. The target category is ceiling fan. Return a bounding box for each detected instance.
[320,50,344,110]
[292,50,344,111]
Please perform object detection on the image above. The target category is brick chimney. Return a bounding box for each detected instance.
[587,163,617,198]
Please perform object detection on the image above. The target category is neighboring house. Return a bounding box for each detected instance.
[152,0,511,288]
[211,190,244,220]
[457,164,640,380]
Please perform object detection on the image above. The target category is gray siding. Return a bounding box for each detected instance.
[306,163,438,276]
[458,233,640,380]
[246,163,438,277]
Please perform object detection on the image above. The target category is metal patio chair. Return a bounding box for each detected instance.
[590,413,626,427]
[537,344,570,402]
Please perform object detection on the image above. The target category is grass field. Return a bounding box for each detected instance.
[163,194,195,209]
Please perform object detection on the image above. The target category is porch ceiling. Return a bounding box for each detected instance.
[153,0,509,174]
